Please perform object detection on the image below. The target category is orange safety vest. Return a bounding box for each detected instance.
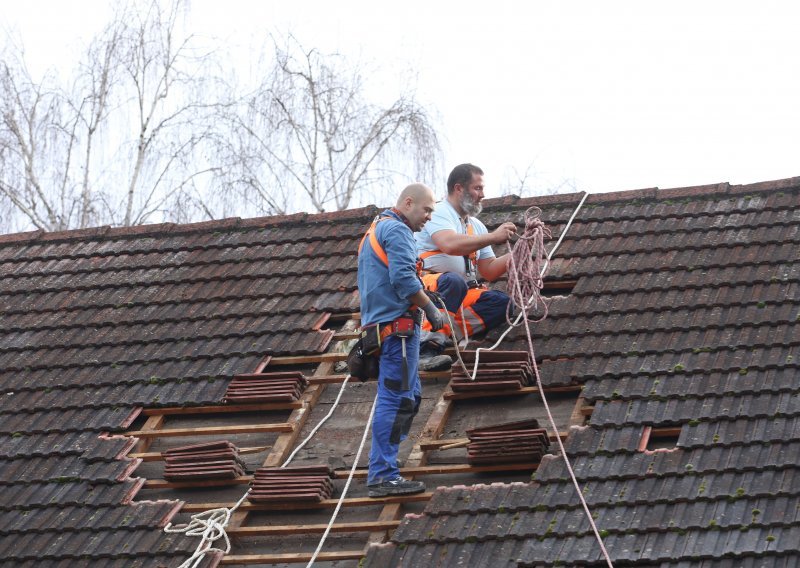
[358,216,423,277]
[418,221,478,273]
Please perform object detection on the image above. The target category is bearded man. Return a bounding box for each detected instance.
[414,163,517,370]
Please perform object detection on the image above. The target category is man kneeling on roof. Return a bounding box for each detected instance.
[415,163,518,371]
[357,183,445,497]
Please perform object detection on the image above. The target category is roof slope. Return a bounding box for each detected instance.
[0,176,797,566]
[365,178,800,566]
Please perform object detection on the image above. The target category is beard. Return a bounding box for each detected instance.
[460,191,483,217]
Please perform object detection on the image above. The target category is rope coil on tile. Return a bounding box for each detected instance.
[167,376,355,568]
[442,192,589,380]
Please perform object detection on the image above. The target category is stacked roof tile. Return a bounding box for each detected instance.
[223,371,309,403]
[1,176,797,566]
[450,350,534,392]
[249,465,335,503]
[465,419,550,465]
[162,441,246,481]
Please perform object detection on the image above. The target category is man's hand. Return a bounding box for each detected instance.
[422,301,445,332]
[490,222,517,244]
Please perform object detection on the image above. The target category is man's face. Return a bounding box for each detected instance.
[458,173,485,216]
[406,193,436,231]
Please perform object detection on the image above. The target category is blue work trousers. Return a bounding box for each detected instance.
[367,332,422,485]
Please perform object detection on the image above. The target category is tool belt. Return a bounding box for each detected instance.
[346,310,421,383]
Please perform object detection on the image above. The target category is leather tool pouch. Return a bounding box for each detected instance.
[347,337,380,382]
[346,324,382,382]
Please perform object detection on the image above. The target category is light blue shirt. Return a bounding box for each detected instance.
[358,210,423,326]
[415,199,495,278]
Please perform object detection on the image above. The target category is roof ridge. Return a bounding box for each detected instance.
[0,205,383,247]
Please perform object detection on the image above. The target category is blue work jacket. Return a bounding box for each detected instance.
[358,210,422,327]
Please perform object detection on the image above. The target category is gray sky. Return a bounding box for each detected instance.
[4,0,799,197]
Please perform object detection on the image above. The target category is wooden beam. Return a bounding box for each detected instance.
[444,384,581,401]
[268,353,348,365]
[220,551,364,564]
[134,414,164,453]
[131,445,270,462]
[332,331,360,341]
[228,520,401,536]
[144,477,251,489]
[126,423,293,438]
[570,395,588,428]
[420,431,568,452]
[161,460,537,493]
[181,492,433,513]
[142,402,301,416]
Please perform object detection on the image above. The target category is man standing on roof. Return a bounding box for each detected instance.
[415,163,517,370]
[358,183,446,497]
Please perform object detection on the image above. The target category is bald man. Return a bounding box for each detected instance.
[357,183,446,497]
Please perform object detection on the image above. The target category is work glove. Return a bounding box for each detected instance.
[422,300,445,332]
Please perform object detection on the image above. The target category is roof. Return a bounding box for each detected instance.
[0,176,797,566]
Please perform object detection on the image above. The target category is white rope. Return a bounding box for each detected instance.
[305,392,378,567]
[282,374,351,467]
[167,375,354,567]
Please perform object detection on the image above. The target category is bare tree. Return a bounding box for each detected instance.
[499,160,578,197]
[0,0,225,231]
[0,51,74,231]
[217,37,441,214]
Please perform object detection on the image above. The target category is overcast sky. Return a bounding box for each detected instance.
[3,0,799,198]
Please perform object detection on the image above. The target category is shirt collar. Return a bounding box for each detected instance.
[382,208,414,231]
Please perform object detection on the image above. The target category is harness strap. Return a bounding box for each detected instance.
[418,222,477,265]
[358,215,423,277]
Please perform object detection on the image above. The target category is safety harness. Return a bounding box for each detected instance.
[418,219,478,278]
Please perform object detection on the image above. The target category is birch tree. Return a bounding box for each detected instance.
[0,0,223,231]
[216,38,441,214]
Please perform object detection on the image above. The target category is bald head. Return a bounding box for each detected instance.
[396,183,436,231]
[396,183,434,207]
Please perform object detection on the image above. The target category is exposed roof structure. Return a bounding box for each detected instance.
[0,176,797,567]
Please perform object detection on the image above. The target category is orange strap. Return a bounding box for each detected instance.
[418,222,477,264]
[358,219,389,266]
[358,216,423,277]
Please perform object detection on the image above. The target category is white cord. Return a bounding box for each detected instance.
[305,392,378,567]
[282,375,351,467]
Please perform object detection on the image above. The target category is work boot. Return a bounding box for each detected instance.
[368,476,426,498]
[418,342,452,372]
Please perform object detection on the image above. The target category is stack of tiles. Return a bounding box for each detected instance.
[249,465,335,503]
[450,350,533,392]
[224,371,309,403]
[162,441,246,481]
[466,419,550,465]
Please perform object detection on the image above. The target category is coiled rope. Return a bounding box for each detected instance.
[447,191,589,380]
